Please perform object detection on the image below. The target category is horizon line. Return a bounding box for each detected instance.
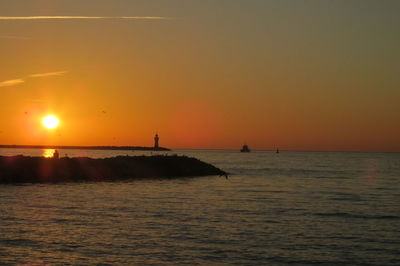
[0,16,170,21]
[0,144,398,154]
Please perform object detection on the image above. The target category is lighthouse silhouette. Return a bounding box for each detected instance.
[154,133,159,150]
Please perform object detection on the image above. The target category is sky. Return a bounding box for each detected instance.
[0,0,399,152]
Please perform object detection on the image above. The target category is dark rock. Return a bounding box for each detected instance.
[0,155,228,184]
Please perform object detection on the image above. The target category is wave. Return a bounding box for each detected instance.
[234,167,358,178]
[314,212,400,220]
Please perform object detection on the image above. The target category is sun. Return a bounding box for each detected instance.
[42,115,59,129]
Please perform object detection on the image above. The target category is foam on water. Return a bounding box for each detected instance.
[0,149,399,265]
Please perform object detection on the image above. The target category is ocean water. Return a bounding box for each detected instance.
[0,149,399,265]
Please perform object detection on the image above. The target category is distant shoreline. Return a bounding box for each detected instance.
[0,145,170,151]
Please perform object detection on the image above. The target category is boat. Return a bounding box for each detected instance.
[240,144,251,153]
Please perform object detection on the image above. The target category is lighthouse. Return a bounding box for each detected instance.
[154,133,159,150]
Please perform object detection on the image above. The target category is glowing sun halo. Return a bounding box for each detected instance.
[42,115,59,129]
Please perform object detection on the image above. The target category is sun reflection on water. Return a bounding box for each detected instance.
[43,149,56,158]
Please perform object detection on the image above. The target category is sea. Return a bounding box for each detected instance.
[0,148,399,265]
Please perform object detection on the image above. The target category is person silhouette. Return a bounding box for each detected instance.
[53,149,59,159]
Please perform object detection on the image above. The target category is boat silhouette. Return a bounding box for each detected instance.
[240,144,251,153]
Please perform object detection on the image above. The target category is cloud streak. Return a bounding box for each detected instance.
[0,79,25,87]
[0,71,67,88]
[29,71,67,78]
[0,16,169,21]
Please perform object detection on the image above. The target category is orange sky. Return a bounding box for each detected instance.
[0,1,399,152]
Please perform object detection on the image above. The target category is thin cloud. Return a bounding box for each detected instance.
[0,79,25,87]
[29,71,67,78]
[0,35,31,40]
[25,99,44,103]
[0,16,170,21]
[0,71,67,88]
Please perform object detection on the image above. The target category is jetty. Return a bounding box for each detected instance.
[0,155,227,184]
[0,145,170,151]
